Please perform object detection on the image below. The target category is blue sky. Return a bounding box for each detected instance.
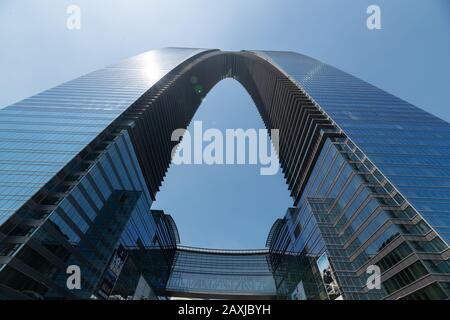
[0,0,449,249]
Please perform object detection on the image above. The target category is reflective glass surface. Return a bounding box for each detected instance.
[257,50,450,244]
[166,247,276,297]
[0,48,208,224]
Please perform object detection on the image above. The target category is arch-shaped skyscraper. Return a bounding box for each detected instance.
[0,48,449,300]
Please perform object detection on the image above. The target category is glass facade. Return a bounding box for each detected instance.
[257,51,450,246]
[165,247,276,299]
[268,138,445,299]
[0,48,449,300]
[0,48,208,224]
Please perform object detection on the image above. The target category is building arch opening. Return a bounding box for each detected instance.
[152,78,292,249]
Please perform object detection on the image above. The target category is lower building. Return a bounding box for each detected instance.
[268,137,450,300]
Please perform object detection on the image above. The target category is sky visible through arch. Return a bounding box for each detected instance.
[153,79,292,249]
[0,0,449,248]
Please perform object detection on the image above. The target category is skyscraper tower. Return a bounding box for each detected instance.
[0,48,448,300]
